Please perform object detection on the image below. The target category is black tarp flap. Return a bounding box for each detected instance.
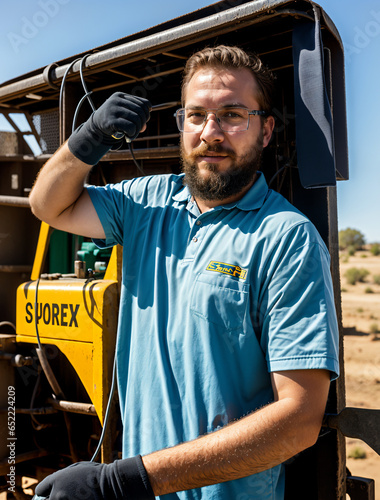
[292,7,336,188]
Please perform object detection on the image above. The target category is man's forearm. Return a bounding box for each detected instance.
[142,397,320,496]
[29,141,92,224]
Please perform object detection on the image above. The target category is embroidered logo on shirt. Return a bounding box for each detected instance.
[206,261,248,280]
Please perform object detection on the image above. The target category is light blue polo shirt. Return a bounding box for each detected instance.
[87,172,339,500]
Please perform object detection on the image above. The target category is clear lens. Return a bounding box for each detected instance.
[176,108,251,133]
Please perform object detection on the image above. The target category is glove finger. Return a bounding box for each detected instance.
[118,95,151,127]
[35,473,55,497]
[120,95,151,123]
[112,113,145,139]
[113,105,151,139]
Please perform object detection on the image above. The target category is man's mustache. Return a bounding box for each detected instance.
[187,143,237,161]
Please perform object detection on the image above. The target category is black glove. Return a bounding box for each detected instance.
[35,456,155,500]
[68,92,151,165]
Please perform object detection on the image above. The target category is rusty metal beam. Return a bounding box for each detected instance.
[0,5,318,103]
[48,398,97,416]
[0,195,30,207]
[102,146,179,161]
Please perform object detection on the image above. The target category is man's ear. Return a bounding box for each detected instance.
[263,115,275,148]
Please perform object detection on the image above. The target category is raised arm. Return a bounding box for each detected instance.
[29,143,104,238]
[29,93,151,238]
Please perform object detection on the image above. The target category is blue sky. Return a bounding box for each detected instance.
[1,0,379,242]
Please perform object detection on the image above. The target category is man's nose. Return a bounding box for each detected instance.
[199,113,224,142]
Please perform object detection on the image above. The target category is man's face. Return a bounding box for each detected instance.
[180,67,274,203]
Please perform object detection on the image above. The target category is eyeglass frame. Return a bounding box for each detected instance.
[174,107,267,133]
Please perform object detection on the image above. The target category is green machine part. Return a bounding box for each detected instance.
[49,230,83,275]
[48,231,112,275]
[76,241,112,273]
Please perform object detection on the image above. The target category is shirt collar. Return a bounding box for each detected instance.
[172,171,269,212]
[172,174,190,203]
[228,171,269,211]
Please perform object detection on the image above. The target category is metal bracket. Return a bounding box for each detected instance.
[346,476,375,500]
[42,62,60,90]
[324,407,380,456]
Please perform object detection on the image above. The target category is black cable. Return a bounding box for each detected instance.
[268,165,288,188]
[59,54,147,179]
[79,55,96,113]
[76,54,146,174]
[34,278,43,351]
[59,58,82,139]
[72,91,94,133]
[33,56,138,469]
[268,152,298,188]
[128,142,146,176]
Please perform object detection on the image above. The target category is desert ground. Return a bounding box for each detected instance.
[340,250,380,499]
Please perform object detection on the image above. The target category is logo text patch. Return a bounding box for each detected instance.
[206,261,247,280]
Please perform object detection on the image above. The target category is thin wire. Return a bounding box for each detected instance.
[77,54,146,174]
[32,57,139,467]
[268,165,288,188]
[79,55,96,113]
[90,354,117,462]
[128,142,146,176]
[34,278,42,351]
[59,58,81,138]
[72,91,94,133]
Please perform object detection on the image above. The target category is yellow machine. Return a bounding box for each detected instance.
[9,223,123,470]
[16,223,120,427]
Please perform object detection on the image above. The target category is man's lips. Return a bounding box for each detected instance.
[197,151,230,162]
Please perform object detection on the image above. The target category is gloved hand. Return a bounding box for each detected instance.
[35,456,155,500]
[68,92,151,165]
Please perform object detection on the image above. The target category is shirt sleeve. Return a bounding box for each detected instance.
[86,181,134,248]
[259,222,340,380]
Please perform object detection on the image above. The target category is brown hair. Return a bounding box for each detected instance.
[181,45,275,115]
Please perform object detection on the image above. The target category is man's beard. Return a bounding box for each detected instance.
[180,135,264,202]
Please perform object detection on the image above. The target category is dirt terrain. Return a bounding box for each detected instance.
[340,251,380,499]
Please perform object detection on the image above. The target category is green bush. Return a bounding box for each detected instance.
[365,287,374,294]
[369,323,380,334]
[370,243,380,256]
[347,245,356,256]
[373,274,380,285]
[339,228,365,251]
[344,267,370,285]
[348,446,367,459]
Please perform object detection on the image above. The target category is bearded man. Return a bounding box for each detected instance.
[30,45,339,500]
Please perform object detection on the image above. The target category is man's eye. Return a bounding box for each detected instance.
[188,111,205,118]
[221,110,243,119]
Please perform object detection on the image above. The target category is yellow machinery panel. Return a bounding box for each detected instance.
[16,278,118,424]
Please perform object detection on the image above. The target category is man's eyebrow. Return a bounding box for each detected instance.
[222,103,249,109]
[185,103,249,109]
[185,105,206,110]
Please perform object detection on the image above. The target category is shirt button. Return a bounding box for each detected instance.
[192,237,198,243]
[195,220,202,226]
